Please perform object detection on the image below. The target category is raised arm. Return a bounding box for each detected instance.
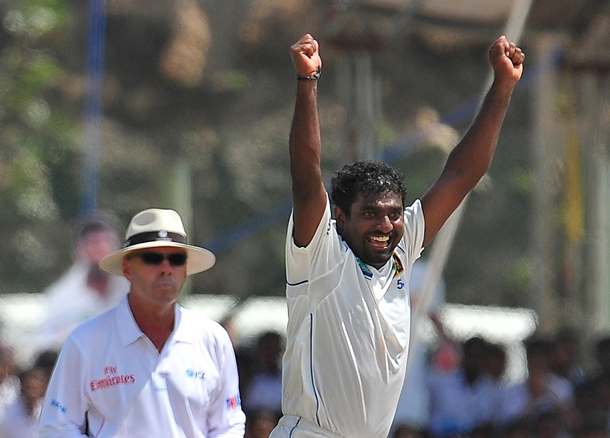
[420,36,525,247]
[289,34,327,247]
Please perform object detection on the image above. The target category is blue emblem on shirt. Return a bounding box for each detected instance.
[186,369,206,379]
[356,258,373,278]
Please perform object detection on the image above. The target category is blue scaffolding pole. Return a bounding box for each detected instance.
[80,0,106,217]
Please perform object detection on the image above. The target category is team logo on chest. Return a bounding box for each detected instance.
[186,369,206,380]
[392,254,404,278]
[90,365,136,391]
[355,253,404,280]
[356,257,373,278]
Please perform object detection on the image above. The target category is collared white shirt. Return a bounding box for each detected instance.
[271,197,425,438]
[36,262,129,351]
[39,296,245,438]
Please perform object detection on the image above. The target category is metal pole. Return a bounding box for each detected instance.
[80,0,106,217]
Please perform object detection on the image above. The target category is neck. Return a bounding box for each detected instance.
[87,264,110,295]
[128,294,176,352]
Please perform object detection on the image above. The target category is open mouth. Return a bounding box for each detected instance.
[368,235,390,249]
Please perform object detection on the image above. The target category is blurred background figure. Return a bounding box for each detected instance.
[244,409,280,438]
[392,423,427,438]
[0,344,19,420]
[549,327,587,388]
[35,211,129,352]
[499,337,577,436]
[503,419,531,438]
[243,330,284,417]
[590,335,610,382]
[574,412,610,438]
[31,349,59,381]
[531,411,566,438]
[571,334,610,435]
[392,258,448,436]
[484,341,508,384]
[0,366,49,438]
[426,336,502,438]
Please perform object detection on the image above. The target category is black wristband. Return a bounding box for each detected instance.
[296,69,321,81]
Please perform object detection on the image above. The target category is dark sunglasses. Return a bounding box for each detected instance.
[133,251,188,266]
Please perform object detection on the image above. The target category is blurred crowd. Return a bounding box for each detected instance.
[4,323,610,438]
[226,326,610,438]
[0,346,58,438]
[386,328,610,438]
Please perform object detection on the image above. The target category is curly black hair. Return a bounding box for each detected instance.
[330,161,407,217]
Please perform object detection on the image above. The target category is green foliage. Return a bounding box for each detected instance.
[501,258,534,306]
[0,0,77,292]
[211,70,250,93]
[510,167,534,197]
[375,120,398,149]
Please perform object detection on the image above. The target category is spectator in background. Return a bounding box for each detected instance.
[531,411,567,438]
[426,336,502,438]
[243,331,284,417]
[31,349,59,380]
[499,337,576,434]
[392,258,447,436]
[502,419,531,438]
[588,335,610,383]
[574,413,610,438]
[392,423,427,438]
[484,342,508,384]
[0,366,48,438]
[574,335,610,435]
[0,344,19,419]
[245,409,280,438]
[35,211,129,352]
[550,328,587,388]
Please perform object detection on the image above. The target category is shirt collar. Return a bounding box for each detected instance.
[115,295,194,347]
[171,305,194,345]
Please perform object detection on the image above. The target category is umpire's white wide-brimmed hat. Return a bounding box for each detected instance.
[100,208,215,276]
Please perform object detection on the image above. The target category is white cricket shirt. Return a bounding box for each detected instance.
[271,198,425,438]
[36,262,129,351]
[39,296,245,438]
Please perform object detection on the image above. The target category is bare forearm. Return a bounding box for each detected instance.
[290,81,323,199]
[288,34,328,246]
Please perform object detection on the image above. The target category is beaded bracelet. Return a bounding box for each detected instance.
[296,69,321,81]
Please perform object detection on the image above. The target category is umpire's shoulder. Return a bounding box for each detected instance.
[179,305,232,343]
